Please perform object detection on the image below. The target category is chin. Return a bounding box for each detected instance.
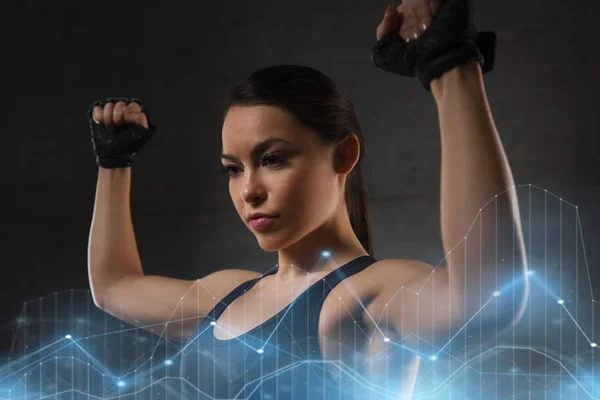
[253,229,298,253]
[255,236,285,253]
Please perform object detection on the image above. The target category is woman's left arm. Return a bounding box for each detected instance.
[370,1,530,351]
[430,60,529,327]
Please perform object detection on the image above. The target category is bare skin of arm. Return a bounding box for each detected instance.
[368,4,528,354]
[88,167,259,341]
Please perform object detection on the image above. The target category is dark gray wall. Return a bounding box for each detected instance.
[2,0,599,362]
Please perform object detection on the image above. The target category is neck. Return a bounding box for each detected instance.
[274,210,368,280]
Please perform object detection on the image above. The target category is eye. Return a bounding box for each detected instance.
[220,165,241,177]
[220,154,287,178]
[263,153,286,167]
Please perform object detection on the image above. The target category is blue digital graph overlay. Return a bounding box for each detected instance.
[0,184,598,399]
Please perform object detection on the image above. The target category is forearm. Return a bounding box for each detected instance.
[431,61,529,326]
[88,167,145,307]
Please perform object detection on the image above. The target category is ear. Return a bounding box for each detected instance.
[333,133,361,175]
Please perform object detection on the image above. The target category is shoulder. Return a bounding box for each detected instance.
[207,268,262,284]
[200,268,262,297]
[211,268,262,281]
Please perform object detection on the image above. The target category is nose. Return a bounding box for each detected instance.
[240,171,266,204]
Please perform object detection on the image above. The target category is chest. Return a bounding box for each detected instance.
[208,263,420,397]
[212,269,375,341]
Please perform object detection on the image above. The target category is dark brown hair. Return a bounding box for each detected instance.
[221,65,374,256]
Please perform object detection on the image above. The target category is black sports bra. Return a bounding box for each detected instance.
[179,254,378,399]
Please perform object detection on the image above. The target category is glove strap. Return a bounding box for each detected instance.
[416,39,484,91]
[97,156,133,169]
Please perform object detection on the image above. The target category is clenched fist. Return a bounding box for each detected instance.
[87,97,156,169]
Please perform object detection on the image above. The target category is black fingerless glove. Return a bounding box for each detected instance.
[371,0,496,91]
[87,97,157,168]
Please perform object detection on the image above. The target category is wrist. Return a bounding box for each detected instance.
[430,60,483,102]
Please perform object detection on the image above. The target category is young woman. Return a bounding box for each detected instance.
[86,0,529,398]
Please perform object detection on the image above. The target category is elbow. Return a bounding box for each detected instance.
[90,287,108,310]
[502,253,531,328]
[505,272,530,328]
[493,268,531,331]
[92,296,105,310]
[492,245,530,330]
[461,264,530,336]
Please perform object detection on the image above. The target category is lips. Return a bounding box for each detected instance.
[246,213,278,221]
[248,216,278,230]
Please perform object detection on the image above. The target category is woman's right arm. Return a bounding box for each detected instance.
[88,167,259,341]
[87,99,259,341]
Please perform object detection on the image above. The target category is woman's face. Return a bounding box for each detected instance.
[221,105,341,252]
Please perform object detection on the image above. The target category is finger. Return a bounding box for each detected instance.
[376,4,402,40]
[415,6,432,33]
[113,101,127,125]
[123,107,149,129]
[397,4,415,41]
[429,0,442,16]
[103,102,115,126]
[92,106,103,124]
[399,20,414,41]
[126,101,143,113]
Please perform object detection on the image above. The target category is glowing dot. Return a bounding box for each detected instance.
[430,355,437,361]
[527,270,535,276]
[165,360,173,366]
[321,250,331,257]
[384,337,390,342]
[591,343,597,348]
[493,291,501,297]
[257,349,264,354]
[65,335,72,339]
[210,321,216,326]
[117,381,126,387]
[558,299,565,305]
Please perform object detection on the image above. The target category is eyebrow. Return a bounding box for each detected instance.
[220,138,294,162]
